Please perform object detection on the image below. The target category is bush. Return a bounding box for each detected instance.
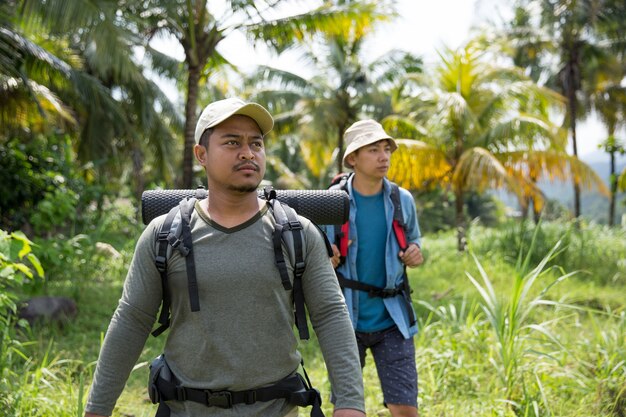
[0,135,104,235]
[468,219,626,286]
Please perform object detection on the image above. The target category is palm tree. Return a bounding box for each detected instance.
[386,41,608,251]
[589,5,626,226]
[245,6,421,183]
[123,0,388,187]
[504,0,615,219]
[587,59,626,226]
[14,0,182,200]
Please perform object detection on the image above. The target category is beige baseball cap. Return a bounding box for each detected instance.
[194,97,274,143]
[342,119,397,168]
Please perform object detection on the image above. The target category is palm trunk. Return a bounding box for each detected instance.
[336,120,348,174]
[564,44,581,219]
[455,188,466,251]
[132,144,145,217]
[568,92,581,219]
[609,150,616,226]
[530,175,541,224]
[182,65,201,188]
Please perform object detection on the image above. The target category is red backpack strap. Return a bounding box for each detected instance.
[338,222,350,257]
[389,183,408,251]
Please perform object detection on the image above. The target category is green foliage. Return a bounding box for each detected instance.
[0,135,102,234]
[0,229,43,312]
[469,220,626,287]
[466,235,575,412]
[408,224,626,416]
[2,210,625,416]
[0,228,47,414]
[29,197,139,296]
[415,189,506,234]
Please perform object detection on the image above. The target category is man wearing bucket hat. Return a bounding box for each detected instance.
[84,97,365,417]
[326,119,424,417]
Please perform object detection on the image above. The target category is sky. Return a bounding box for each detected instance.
[151,0,614,158]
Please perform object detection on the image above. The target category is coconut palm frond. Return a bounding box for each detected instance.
[389,139,451,190]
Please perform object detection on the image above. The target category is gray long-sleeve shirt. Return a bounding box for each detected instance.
[86,202,364,416]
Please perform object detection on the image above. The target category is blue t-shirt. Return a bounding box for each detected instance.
[354,189,395,332]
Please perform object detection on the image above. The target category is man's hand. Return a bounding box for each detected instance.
[330,243,341,268]
[334,408,366,417]
[399,243,424,268]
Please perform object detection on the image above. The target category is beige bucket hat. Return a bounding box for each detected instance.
[194,97,274,143]
[342,119,397,169]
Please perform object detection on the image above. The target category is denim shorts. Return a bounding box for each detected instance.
[356,325,418,407]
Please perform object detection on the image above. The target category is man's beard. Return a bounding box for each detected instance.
[227,183,260,193]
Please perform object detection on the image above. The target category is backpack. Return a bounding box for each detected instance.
[151,186,324,340]
[329,173,416,325]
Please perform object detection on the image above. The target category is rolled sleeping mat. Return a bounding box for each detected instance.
[141,188,350,226]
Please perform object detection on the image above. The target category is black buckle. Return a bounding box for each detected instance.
[155,256,167,272]
[288,220,302,230]
[167,234,182,249]
[205,390,232,408]
[243,390,257,405]
[176,386,187,401]
[294,261,306,276]
[380,288,401,298]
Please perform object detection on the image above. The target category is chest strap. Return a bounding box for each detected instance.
[336,272,416,325]
[336,273,403,298]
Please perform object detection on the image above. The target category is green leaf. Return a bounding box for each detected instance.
[27,253,44,278]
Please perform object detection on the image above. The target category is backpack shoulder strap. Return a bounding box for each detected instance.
[389,182,408,251]
[329,172,352,191]
[329,173,352,261]
[178,197,200,312]
[264,187,310,340]
[151,197,197,337]
[388,182,417,325]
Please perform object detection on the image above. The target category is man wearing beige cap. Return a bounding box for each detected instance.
[326,119,423,417]
[84,97,365,417]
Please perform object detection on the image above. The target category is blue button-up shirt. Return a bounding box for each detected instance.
[324,176,422,339]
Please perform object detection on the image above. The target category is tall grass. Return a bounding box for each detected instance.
[467,235,575,414]
[2,219,625,416]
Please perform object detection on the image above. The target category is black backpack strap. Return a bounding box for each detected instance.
[151,197,198,338]
[265,186,309,340]
[153,371,323,416]
[388,183,416,326]
[152,205,180,337]
[336,272,402,298]
[267,189,294,292]
[178,197,200,312]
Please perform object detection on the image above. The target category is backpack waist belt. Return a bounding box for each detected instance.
[153,373,324,417]
[336,273,403,298]
[336,272,416,325]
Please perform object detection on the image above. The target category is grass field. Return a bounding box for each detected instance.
[2,219,625,416]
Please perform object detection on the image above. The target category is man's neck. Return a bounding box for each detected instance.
[201,190,263,227]
[351,174,384,196]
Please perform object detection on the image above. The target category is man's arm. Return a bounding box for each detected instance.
[301,221,366,413]
[84,223,163,415]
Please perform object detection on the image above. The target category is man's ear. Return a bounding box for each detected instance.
[193,144,207,164]
[345,153,356,168]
